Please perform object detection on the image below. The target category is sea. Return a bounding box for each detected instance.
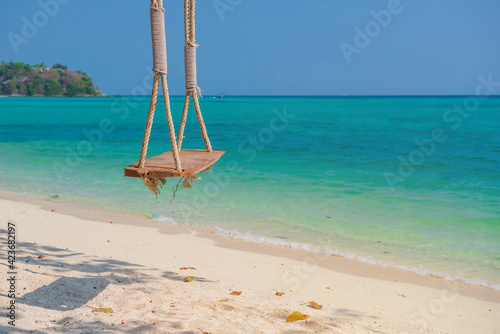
[1,96,499,289]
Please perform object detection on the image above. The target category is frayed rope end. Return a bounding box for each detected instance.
[141,170,210,200]
[142,177,167,199]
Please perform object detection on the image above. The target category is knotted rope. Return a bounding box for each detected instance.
[150,5,167,74]
[136,0,215,196]
[138,0,182,195]
[184,43,200,94]
[177,0,212,153]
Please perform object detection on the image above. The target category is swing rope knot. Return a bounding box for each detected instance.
[177,0,212,153]
[150,0,163,9]
[150,6,168,74]
[139,0,182,175]
[184,42,201,96]
[131,0,219,197]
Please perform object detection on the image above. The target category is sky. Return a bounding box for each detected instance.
[1,0,499,96]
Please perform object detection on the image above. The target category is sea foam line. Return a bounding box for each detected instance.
[154,215,178,225]
[153,215,500,290]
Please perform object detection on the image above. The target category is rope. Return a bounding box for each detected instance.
[138,0,214,197]
[150,6,167,74]
[139,73,160,168]
[151,0,163,8]
[190,0,196,42]
[192,91,212,152]
[177,0,213,152]
[176,92,190,150]
[143,177,166,199]
[184,0,190,44]
[184,43,200,94]
[184,0,199,95]
[139,0,182,174]
[161,74,182,172]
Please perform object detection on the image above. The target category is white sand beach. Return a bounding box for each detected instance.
[1,194,499,334]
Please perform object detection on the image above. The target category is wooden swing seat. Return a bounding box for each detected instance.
[124,149,225,179]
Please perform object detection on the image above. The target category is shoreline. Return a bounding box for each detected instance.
[208,225,500,293]
[1,191,499,333]
[2,189,499,303]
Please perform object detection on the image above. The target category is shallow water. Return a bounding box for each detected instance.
[1,96,499,288]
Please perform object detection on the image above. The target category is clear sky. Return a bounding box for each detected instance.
[1,0,499,96]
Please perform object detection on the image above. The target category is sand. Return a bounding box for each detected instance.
[0,194,499,334]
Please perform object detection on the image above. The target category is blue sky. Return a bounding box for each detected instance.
[1,0,499,96]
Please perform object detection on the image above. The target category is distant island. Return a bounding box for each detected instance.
[0,62,101,97]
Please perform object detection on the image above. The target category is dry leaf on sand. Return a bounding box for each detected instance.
[303,301,323,310]
[92,308,114,313]
[38,255,45,259]
[184,276,195,282]
[230,291,242,295]
[180,267,197,270]
[275,291,285,296]
[286,311,310,322]
[218,299,229,302]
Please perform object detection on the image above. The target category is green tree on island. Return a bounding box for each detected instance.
[52,63,68,70]
[0,62,101,97]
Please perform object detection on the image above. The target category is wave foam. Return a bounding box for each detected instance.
[214,227,500,291]
[153,215,178,225]
[149,217,500,290]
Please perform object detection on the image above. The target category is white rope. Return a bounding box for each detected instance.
[150,6,167,74]
[184,43,200,95]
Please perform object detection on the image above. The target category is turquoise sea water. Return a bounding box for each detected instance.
[1,96,499,288]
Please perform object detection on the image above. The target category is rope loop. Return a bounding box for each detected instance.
[183,0,201,95]
[140,0,182,175]
[178,0,211,152]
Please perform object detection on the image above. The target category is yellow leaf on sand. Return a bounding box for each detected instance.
[230,291,242,295]
[308,301,323,310]
[218,299,229,302]
[180,267,197,270]
[92,308,114,313]
[184,276,195,282]
[286,311,309,322]
[276,291,285,296]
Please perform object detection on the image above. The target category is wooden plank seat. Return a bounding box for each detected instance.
[124,149,225,179]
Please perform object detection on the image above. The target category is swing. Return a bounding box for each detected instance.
[124,0,225,187]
